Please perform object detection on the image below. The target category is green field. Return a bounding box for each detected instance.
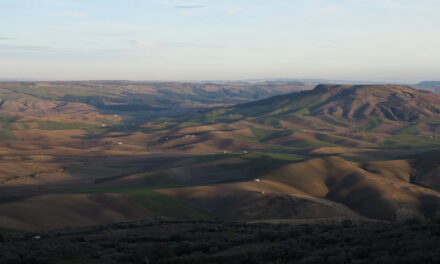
[54,187,213,219]
[126,189,212,219]
[356,117,383,132]
[381,135,440,148]
[285,138,340,149]
[0,115,17,141]
[141,172,182,188]
[0,226,20,234]
[233,128,292,144]
[233,134,260,143]
[37,121,103,131]
[256,152,306,161]
[0,129,16,141]
[395,124,420,135]
[261,129,294,141]
[195,153,239,163]
[219,152,306,171]
[66,166,125,177]
[251,127,275,140]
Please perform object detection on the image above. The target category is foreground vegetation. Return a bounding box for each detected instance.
[1,220,439,264]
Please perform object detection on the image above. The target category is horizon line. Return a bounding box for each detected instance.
[0,78,427,85]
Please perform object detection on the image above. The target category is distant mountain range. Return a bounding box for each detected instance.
[174,84,440,136]
[415,81,440,93]
[0,81,312,115]
[233,84,439,121]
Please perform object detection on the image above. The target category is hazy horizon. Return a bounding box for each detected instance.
[1,0,439,82]
[0,77,427,85]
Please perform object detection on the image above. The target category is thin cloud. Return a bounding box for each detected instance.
[131,39,226,50]
[173,4,205,9]
[133,40,189,50]
[135,40,160,49]
[57,22,154,37]
[0,5,18,9]
[227,7,241,15]
[61,11,87,18]
[0,44,50,51]
[0,44,127,55]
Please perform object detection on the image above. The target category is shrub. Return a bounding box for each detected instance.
[300,255,325,264]
[341,219,353,228]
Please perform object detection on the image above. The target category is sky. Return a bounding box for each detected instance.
[0,0,439,82]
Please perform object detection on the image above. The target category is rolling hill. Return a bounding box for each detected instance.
[0,82,439,232]
[177,84,440,129]
[0,81,312,116]
[159,154,440,222]
[148,84,440,152]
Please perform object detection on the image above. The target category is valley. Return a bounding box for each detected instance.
[0,82,438,232]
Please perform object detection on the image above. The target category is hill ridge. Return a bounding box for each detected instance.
[222,83,440,124]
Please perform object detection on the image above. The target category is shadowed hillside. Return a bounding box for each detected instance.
[147,84,440,152]
[160,154,440,222]
[181,84,440,127]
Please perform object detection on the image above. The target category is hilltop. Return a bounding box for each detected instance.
[177,84,440,130]
[148,84,440,153]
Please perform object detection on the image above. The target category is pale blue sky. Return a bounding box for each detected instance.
[1,0,439,82]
